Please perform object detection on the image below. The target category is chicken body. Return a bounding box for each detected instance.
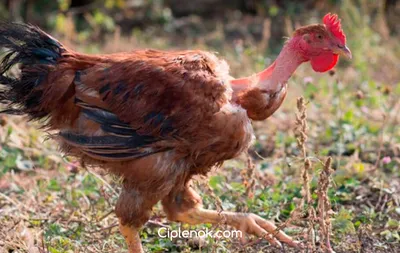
[63,50,255,227]
[0,24,263,251]
[0,14,350,251]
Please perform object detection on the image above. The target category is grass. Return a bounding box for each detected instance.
[1,3,400,253]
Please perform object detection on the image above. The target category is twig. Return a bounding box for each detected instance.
[86,223,118,234]
[243,152,256,199]
[373,113,388,171]
[85,168,119,197]
[0,192,31,212]
[295,97,317,250]
[316,157,335,253]
[146,220,171,229]
[97,209,114,222]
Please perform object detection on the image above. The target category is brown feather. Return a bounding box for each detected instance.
[0,23,254,228]
[293,24,329,37]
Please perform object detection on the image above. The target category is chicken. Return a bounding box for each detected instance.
[0,13,350,251]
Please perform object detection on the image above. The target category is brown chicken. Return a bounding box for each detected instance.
[0,13,350,251]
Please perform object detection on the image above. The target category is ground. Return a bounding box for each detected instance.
[0,3,399,253]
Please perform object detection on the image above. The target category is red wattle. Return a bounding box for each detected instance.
[310,53,339,72]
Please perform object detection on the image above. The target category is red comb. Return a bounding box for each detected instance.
[323,13,346,44]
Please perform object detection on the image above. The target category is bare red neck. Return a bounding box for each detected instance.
[231,37,307,120]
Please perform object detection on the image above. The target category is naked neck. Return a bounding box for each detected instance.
[260,39,307,90]
[231,37,307,120]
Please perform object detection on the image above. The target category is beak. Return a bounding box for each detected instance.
[335,45,352,60]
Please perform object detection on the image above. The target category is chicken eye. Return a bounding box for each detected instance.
[316,34,323,40]
[337,44,344,49]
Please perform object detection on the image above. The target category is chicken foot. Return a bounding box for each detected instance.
[174,207,301,248]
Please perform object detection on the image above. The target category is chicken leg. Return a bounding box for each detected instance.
[119,220,144,253]
[174,207,300,248]
[162,186,300,248]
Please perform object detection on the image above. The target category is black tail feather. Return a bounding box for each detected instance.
[0,22,64,119]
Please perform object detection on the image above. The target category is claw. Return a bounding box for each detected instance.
[292,240,305,249]
[236,213,299,248]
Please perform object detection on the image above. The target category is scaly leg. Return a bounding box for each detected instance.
[163,186,300,248]
[119,219,144,253]
[175,208,300,248]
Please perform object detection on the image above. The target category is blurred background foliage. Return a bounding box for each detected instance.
[0,0,398,83]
